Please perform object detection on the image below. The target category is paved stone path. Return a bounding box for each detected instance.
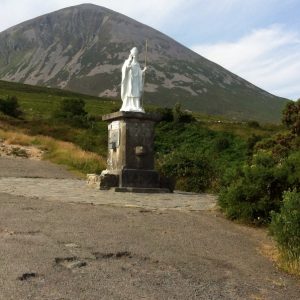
[0,177,217,211]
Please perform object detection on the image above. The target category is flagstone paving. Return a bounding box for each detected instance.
[0,177,217,211]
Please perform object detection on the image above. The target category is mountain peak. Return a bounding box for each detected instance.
[61,3,113,12]
[75,3,100,7]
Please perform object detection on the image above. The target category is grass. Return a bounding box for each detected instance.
[277,255,300,277]
[0,128,106,176]
[0,80,118,119]
[196,115,282,139]
[260,243,300,277]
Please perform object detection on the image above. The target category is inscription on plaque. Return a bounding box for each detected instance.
[108,121,120,149]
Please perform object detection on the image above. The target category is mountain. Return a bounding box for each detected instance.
[0,4,288,122]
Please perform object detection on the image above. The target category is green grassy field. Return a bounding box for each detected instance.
[0,80,119,119]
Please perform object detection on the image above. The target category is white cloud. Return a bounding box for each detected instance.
[192,25,300,100]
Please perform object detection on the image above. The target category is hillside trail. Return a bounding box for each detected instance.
[0,155,299,300]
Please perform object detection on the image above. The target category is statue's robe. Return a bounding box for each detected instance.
[120,58,144,112]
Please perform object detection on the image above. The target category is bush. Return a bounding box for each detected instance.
[219,148,300,224]
[247,120,260,128]
[219,152,286,224]
[282,100,300,136]
[155,107,174,122]
[157,151,216,192]
[282,151,300,189]
[247,134,262,155]
[255,133,297,160]
[173,102,195,123]
[270,190,300,273]
[53,98,88,127]
[155,120,248,193]
[219,101,300,225]
[214,136,230,152]
[0,96,22,118]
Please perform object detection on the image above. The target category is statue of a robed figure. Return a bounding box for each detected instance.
[98,44,171,192]
[120,47,147,113]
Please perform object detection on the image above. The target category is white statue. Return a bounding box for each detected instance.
[120,47,147,113]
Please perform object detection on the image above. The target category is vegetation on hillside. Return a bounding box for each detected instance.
[155,112,246,192]
[154,103,281,193]
[0,80,115,174]
[0,80,119,156]
[218,99,300,275]
[219,100,299,222]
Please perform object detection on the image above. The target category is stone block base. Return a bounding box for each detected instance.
[114,187,170,193]
[120,169,159,188]
[99,172,119,190]
[95,169,173,193]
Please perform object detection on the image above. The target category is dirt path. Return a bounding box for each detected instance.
[0,157,299,300]
[0,156,77,179]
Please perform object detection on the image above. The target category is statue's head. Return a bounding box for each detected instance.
[130,47,139,57]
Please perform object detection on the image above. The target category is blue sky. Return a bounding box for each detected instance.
[0,0,299,100]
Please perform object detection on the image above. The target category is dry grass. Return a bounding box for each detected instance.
[0,130,33,146]
[259,243,280,264]
[276,254,300,277]
[260,242,300,277]
[0,128,106,175]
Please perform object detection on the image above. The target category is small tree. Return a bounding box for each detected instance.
[282,99,300,136]
[173,102,194,123]
[155,107,174,122]
[53,98,88,127]
[0,96,22,118]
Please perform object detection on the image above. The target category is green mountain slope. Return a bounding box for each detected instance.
[0,80,117,120]
[0,4,289,122]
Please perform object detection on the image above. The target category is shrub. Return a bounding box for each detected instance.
[214,136,230,152]
[247,120,260,128]
[255,133,297,160]
[155,107,174,122]
[173,102,195,123]
[247,134,262,155]
[219,147,300,224]
[219,152,285,224]
[282,151,300,189]
[270,190,300,274]
[157,151,216,192]
[53,98,88,127]
[155,120,248,193]
[282,100,300,136]
[0,96,22,118]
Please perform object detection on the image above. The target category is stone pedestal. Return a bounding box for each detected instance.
[100,111,170,192]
